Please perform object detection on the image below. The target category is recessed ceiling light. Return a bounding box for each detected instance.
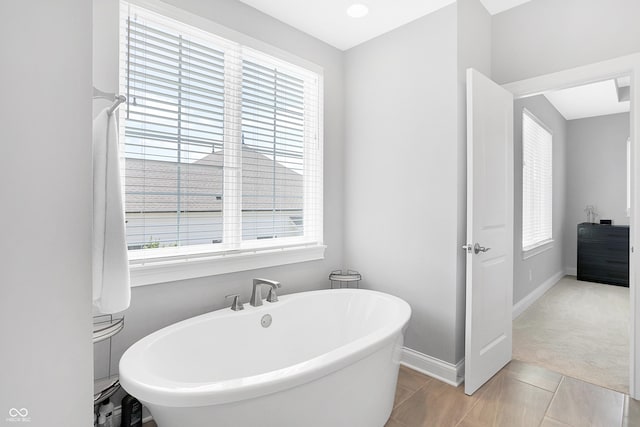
[346,3,369,18]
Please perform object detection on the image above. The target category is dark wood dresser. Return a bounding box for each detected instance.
[577,222,629,287]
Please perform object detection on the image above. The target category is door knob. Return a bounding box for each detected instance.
[474,243,491,254]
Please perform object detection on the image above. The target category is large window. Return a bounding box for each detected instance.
[522,109,552,252]
[119,2,323,277]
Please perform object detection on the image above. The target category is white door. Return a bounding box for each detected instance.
[464,68,514,395]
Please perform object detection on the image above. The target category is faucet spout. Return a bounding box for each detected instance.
[250,278,281,307]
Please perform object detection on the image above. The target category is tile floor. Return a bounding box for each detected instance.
[388,361,639,427]
[142,360,640,427]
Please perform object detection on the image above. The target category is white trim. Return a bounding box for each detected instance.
[628,137,632,218]
[503,53,640,99]
[522,240,554,259]
[565,267,577,276]
[512,271,564,320]
[130,244,326,287]
[504,52,640,399]
[128,238,322,263]
[401,347,464,387]
[142,406,153,423]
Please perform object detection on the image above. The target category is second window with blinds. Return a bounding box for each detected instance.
[120,2,323,274]
[522,109,553,254]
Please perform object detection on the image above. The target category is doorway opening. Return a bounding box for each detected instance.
[511,76,632,394]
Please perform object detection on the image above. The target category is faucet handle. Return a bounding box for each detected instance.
[266,287,279,303]
[225,294,244,311]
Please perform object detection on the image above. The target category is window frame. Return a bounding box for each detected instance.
[119,0,325,286]
[521,108,553,256]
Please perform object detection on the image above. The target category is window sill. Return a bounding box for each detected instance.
[129,244,326,287]
[522,240,554,260]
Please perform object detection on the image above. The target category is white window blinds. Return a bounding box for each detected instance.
[522,109,552,251]
[241,59,305,241]
[119,2,322,260]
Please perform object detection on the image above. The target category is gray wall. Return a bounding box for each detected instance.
[93,0,345,383]
[513,95,567,304]
[492,0,640,84]
[0,1,94,425]
[564,113,630,271]
[344,5,459,363]
[344,1,491,365]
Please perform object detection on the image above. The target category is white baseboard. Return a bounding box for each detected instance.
[565,267,577,276]
[142,407,153,424]
[513,270,564,319]
[401,347,464,386]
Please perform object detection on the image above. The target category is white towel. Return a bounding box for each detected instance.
[92,108,130,314]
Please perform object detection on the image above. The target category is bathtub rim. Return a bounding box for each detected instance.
[119,289,411,407]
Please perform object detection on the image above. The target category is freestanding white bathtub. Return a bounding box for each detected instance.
[119,288,411,427]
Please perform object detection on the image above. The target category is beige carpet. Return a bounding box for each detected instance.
[513,276,629,394]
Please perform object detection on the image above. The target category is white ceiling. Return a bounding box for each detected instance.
[237,0,532,51]
[544,79,631,121]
